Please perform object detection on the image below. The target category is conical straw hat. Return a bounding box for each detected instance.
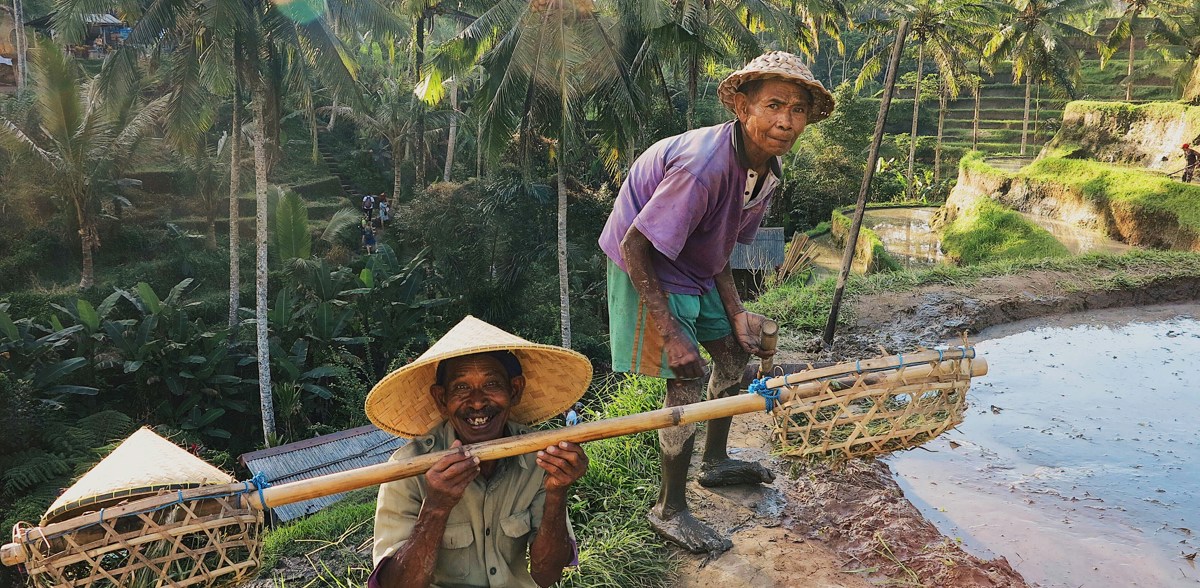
[366,316,592,437]
[42,427,234,524]
[717,51,836,123]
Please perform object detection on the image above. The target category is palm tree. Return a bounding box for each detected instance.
[1149,0,1200,102]
[985,0,1099,155]
[328,63,452,199]
[895,0,989,196]
[0,44,166,289]
[60,0,402,446]
[1103,0,1182,102]
[423,0,642,347]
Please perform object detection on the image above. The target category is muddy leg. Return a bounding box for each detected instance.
[649,377,732,554]
[697,335,776,488]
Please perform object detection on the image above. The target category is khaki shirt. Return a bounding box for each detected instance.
[373,421,575,588]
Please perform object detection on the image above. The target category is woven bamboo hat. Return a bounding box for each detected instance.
[718,51,836,123]
[365,315,593,437]
[42,427,234,524]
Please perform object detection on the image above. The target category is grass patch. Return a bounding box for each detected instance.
[1022,157,1200,236]
[563,374,675,588]
[259,488,378,573]
[941,199,1070,265]
[749,250,1200,333]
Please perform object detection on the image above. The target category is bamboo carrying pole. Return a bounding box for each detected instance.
[251,349,983,509]
[0,348,985,567]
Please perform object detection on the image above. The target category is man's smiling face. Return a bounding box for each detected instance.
[430,354,525,444]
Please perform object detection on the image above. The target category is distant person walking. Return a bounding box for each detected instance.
[362,193,376,221]
[377,192,391,225]
[1184,143,1198,183]
[565,402,582,426]
[361,221,377,254]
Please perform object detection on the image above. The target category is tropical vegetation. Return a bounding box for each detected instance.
[6,0,1200,583]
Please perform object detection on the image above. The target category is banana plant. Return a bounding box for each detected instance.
[0,304,97,403]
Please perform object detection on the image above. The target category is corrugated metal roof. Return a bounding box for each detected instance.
[731,227,785,270]
[240,425,408,522]
[84,14,123,24]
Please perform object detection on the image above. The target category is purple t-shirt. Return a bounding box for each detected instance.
[598,121,779,295]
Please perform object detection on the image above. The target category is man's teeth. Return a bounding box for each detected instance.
[467,416,490,426]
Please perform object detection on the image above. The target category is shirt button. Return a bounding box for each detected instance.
[490,567,497,575]
[485,528,491,536]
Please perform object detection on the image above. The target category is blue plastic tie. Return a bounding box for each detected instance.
[748,377,780,413]
[856,360,862,373]
[957,345,975,359]
[937,348,944,361]
[897,353,903,367]
[250,472,272,510]
[97,508,104,523]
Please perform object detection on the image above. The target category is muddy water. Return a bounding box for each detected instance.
[807,206,1133,284]
[861,207,945,268]
[888,303,1200,587]
[1018,212,1134,256]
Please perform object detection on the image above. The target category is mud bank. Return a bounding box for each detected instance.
[841,260,1200,352]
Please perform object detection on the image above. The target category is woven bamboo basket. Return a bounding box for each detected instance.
[772,348,974,459]
[10,428,264,588]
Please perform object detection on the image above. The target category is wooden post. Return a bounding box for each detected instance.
[759,319,779,376]
[822,19,910,347]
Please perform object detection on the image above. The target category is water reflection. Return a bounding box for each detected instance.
[861,207,944,268]
[888,304,1200,588]
[808,206,1134,280]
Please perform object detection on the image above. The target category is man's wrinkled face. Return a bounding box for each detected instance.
[431,354,525,444]
[734,78,811,158]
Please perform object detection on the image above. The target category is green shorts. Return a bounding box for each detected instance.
[607,259,731,379]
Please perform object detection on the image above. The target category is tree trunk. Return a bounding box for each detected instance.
[476,117,484,179]
[823,19,909,347]
[326,97,338,131]
[253,97,276,445]
[76,197,97,290]
[414,8,427,188]
[229,87,242,329]
[972,80,980,151]
[557,149,571,348]
[1021,71,1031,156]
[12,0,27,89]
[935,85,946,184]
[444,77,458,183]
[1034,83,1041,142]
[687,53,698,130]
[393,139,403,201]
[207,214,217,249]
[906,43,924,199]
[1126,31,1135,102]
[308,89,319,163]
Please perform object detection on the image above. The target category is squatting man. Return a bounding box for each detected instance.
[366,316,593,588]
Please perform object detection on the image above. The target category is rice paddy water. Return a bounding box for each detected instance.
[808,206,1131,278]
[887,303,1200,587]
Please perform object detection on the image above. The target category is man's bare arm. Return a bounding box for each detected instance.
[619,225,706,378]
[529,442,589,587]
[713,263,773,358]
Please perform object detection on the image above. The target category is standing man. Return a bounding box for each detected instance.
[362,192,377,221]
[598,51,835,553]
[1183,143,1198,183]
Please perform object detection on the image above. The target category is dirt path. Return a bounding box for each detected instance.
[675,263,1200,587]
